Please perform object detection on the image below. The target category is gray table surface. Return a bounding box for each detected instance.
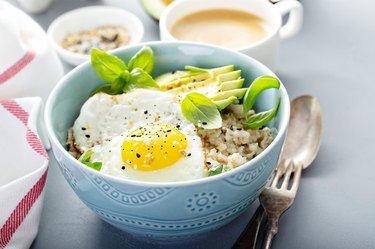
[5,0,375,248]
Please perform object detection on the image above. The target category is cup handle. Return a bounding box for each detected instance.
[274,0,303,40]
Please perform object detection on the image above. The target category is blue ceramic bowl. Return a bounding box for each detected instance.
[45,41,290,239]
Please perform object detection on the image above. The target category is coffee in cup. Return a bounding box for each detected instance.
[170,9,271,50]
[160,0,303,71]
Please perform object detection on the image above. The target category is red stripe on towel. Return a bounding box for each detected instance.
[0,43,35,85]
[0,100,48,158]
[0,170,48,248]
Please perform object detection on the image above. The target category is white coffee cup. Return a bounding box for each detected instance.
[159,0,303,71]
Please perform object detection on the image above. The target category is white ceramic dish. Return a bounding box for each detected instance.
[159,0,303,71]
[47,6,144,66]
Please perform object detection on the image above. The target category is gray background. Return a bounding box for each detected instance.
[5,0,375,248]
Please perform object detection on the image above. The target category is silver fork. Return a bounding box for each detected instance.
[259,160,302,249]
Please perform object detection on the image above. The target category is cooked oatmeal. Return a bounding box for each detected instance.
[197,104,273,170]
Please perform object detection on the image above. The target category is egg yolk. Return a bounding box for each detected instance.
[121,123,187,171]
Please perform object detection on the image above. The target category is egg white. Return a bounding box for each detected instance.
[72,89,206,182]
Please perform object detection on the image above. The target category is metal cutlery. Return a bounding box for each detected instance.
[233,95,322,249]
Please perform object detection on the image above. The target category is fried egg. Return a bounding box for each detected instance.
[72,89,205,182]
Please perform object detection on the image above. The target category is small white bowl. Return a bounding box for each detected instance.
[47,6,144,66]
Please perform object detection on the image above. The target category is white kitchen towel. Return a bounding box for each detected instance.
[0,97,49,249]
[0,0,64,102]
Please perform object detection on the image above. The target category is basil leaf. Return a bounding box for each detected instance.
[181,92,222,129]
[111,77,127,92]
[84,162,102,171]
[91,48,127,82]
[79,149,102,171]
[243,97,281,129]
[208,164,231,176]
[90,83,119,96]
[243,76,280,114]
[208,164,223,176]
[79,149,93,162]
[185,65,209,73]
[120,71,131,82]
[128,46,154,74]
[127,68,159,91]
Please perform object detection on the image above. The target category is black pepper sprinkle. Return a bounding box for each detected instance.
[131,134,136,137]
[121,166,126,170]
[144,110,148,114]
[206,162,211,165]
[187,153,191,157]
[172,71,176,74]
[81,127,86,130]
[136,153,141,158]
[237,128,242,131]
[85,134,90,138]
[176,125,181,129]
[202,122,208,125]
[166,129,171,132]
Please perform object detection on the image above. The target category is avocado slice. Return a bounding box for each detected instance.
[213,96,238,111]
[140,0,173,20]
[157,72,210,90]
[217,70,242,82]
[211,88,247,101]
[208,65,235,77]
[219,79,244,91]
[154,70,190,86]
[167,75,243,95]
[168,78,217,95]
[156,65,246,106]
[156,65,235,90]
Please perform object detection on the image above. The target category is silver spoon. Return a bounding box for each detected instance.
[233,95,323,249]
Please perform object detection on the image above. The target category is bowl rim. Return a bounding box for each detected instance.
[45,41,290,187]
[46,5,144,65]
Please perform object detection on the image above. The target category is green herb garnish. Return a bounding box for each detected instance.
[79,149,102,171]
[242,76,281,129]
[181,92,222,129]
[243,98,281,129]
[128,46,154,74]
[243,76,280,114]
[208,164,231,176]
[90,46,159,95]
[185,65,209,73]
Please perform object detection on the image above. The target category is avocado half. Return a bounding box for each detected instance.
[140,0,173,21]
